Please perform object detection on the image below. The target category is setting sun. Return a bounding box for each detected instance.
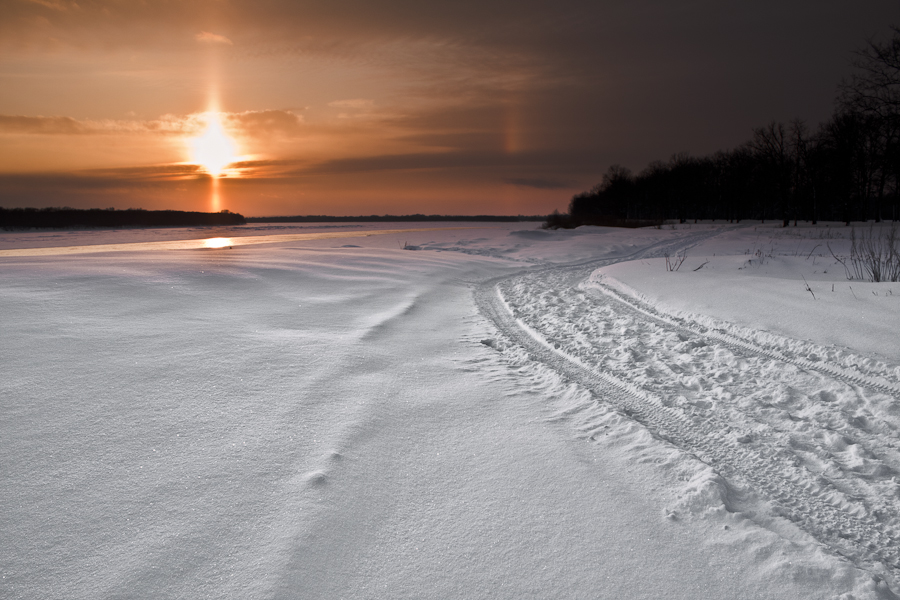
[189,113,237,177]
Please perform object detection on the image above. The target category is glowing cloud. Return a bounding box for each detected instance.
[328,99,374,109]
[27,0,70,11]
[196,31,233,45]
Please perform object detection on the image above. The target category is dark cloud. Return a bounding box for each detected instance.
[84,164,205,180]
[294,149,593,176]
[0,169,214,211]
[2,173,154,209]
[504,177,571,190]
[5,2,898,129]
[398,131,505,152]
[302,151,496,174]
[1,0,593,51]
[228,158,305,169]
[6,1,895,72]
[0,150,582,206]
[0,165,205,190]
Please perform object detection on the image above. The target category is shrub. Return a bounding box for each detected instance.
[829,224,900,282]
[851,224,900,282]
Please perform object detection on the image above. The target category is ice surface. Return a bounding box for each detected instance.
[1,221,898,599]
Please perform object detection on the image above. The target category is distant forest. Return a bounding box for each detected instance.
[0,208,545,230]
[0,207,246,229]
[548,27,900,228]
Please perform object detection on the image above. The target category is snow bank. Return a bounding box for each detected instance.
[595,222,900,363]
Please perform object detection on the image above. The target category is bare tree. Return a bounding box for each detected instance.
[789,118,810,225]
[750,122,793,226]
[839,26,900,119]
[839,26,900,222]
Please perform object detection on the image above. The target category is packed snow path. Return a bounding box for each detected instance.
[475,229,900,591]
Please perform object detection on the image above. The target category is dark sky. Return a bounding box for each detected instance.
[1,0,898,215]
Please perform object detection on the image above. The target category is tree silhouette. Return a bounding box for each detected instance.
[547,26,900,229]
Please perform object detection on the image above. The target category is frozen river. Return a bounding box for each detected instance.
[2,222,897,599]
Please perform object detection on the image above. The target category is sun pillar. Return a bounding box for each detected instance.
[210,176,221,212]
[188,109,238,211]
[191,38,237,213]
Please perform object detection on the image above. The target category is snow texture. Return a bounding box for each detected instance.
[1,221,898,599]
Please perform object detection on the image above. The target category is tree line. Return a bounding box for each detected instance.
[549,27,900,228]
[0,207,246,229]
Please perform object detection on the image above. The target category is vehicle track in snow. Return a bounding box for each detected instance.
[588,281,900,398]
[474,229,900,590]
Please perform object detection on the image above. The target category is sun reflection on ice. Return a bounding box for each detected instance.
[203,237,233,248]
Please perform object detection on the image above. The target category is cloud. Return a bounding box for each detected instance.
[85,164,206,180]
[0,114,194,135]
[0,167,206,196]
[504,177,571,190]
[0,115,87,135]
[300,151,494,175]
[195,31,233,45]
[226,110,303,136]
[2,0,898,217]
[328,99,377,120]
[27,0,72,11]
[328,99,374,109]
[0,169,215,211]
[295,148,586,176]
[0,110,304,138]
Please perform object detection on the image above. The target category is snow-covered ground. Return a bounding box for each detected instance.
[2,221,898,599]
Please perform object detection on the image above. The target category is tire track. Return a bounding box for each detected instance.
[588,281,900,397]
[473,231,900,590]
[582,276,900,522]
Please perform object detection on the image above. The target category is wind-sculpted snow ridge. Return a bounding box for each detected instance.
[474,230,900,594]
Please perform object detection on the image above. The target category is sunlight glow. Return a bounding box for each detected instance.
[189,113,238,177]
[203,237,233,248]
[210,176,221,212]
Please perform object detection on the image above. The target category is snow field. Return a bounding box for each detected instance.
[2,221,898,599]
[597,223,900,363]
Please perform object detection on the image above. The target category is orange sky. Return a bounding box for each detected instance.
[1,1,898,216]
